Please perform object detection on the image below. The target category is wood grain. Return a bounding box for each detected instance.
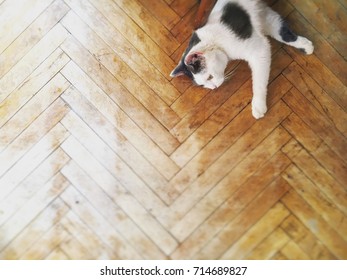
[0,0,346,260]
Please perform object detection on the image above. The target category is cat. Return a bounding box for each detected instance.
[170,0,314,119]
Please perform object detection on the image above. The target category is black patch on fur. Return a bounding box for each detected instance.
[220,3,252,39]
[298,48,307,54]
[279,22,298,42]
[186,54,203,74]
[186,32,201,53]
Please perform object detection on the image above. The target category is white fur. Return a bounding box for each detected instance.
[172,0,314,119]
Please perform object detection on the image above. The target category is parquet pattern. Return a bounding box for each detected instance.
[0,0,346,260]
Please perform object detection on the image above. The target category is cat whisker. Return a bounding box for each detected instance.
[224,62,241,81]
[224,71,236,80]
[224,70,236,81]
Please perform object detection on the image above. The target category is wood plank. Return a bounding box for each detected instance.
[137,0,180,30]
[281,190,347,259]
[280,240,311,260]
[283,62,347,136]
[194,177,290,259]
[170,75,192,95]
[60,37,179,155]
[283,148,347,216]
[171,84,237,143]
[0,0,69,79]
[61,63,179,180]
[282,164,347,239]
[280,137,303,159]
[0,0,346,260]
[92,0,178,56]
[171,152,291,259]
[171,74,292,167]
[0,0,54,54]
[165,100,291,207]
[283,88,347,162]
[265,0,280,6]
[271,0,294,18]
[245,228,289,260]
[166,105,253,207]
[171,3,198,43]
[0,173,69,251]
[282,112,323,152]
[170,0,196,17]
[283,114,347,187]
[0,148,69,226]
[0,47,70,126]
[170,83,211,119]
[171,97,253,170]
[0,99,69,182]
[339,0,347,9]
[64,0,178,92]
[59,120,167,222]
[271,252,288,260]
[59,234,93,260]
[0,198,69,260]
[312,142,347,188]
[110,0,180,55]
[61,160,168,259]
[0,118,70,200]
[60,211,118,259]
[285,10,347,85]
[20,223,69,259]
[220,203,290,259]
[0,25,69,103]
[284,36,347,111]
[45,247,69,260]
[170,126,291,241]
[281,215,337,259]
[60,11,180,129]
[60,185,141,259]
[0,74,70,152]
[288,0,347,58]
[60,89,174,195]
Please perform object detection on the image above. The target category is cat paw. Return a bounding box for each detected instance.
[300,37,314,55]
[252,100,267,119]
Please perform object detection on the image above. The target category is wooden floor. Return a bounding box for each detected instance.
[0,0,346,260]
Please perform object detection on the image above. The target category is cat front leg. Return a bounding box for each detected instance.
[252,93,268,119]
[247,39,271,119]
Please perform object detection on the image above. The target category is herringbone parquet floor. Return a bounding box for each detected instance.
[0,0,346,260]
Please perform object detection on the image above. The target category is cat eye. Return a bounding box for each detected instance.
[207,74,213,80]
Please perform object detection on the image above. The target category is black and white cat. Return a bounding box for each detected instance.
[170,0,314,119]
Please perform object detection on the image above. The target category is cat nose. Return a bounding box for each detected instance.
[209,84,217,90]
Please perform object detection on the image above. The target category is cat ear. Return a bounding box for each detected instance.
[185,52,204,66]
[170,61,186,77]
[184,52,205,73]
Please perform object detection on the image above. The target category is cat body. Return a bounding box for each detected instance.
[171,0,314,119]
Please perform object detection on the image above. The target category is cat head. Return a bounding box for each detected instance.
[170,47,228,90]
